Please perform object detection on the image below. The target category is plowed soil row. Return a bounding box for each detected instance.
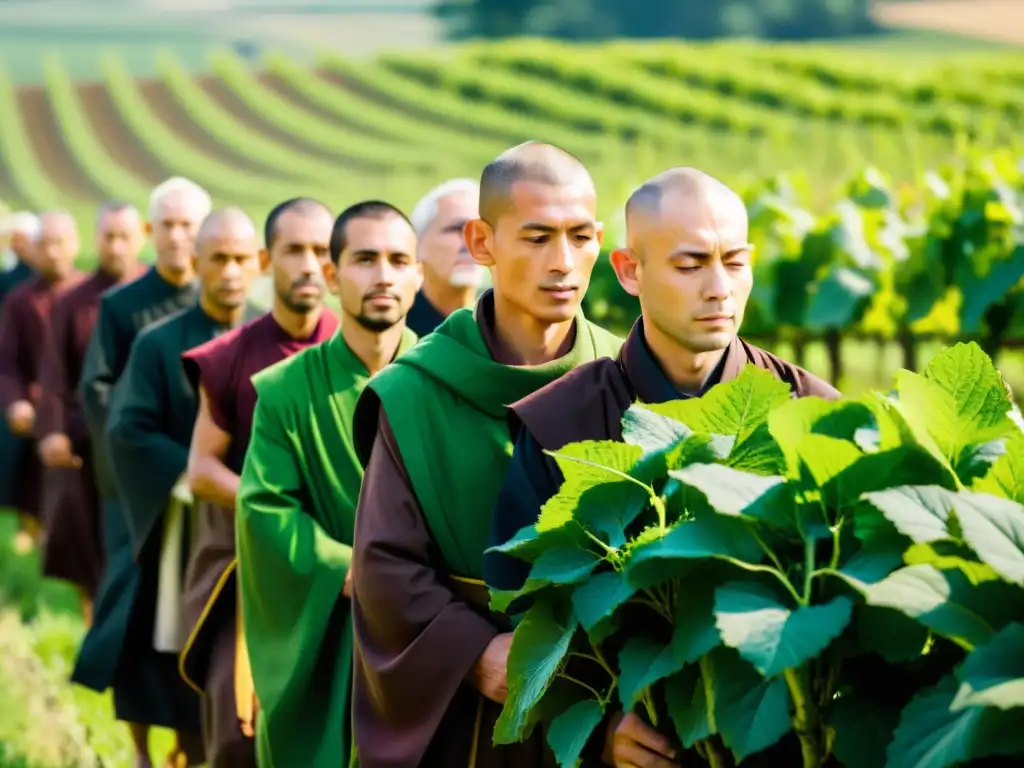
[16,86,102,203]
[258,73,388,138]
[77,83,169,187]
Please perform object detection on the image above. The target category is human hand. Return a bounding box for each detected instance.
[343,568,353,599]
[7,400,35,436]
[468,632,512,704]
[241,692,260,739]
[603,712,680,768]
[38,433,82,468]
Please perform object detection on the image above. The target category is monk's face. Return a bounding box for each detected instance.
[36,215,79,281]
[195,227,261,311]
[148,190,207,274]
[97,208,144,279]
[265,208,332,314]
[466,180,602,325]
[10,230,37,268]
[420,190,482,290]
[612,189,753,355]
[328,214,421,332]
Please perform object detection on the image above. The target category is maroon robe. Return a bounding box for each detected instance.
[178,309,339,768]
[0,271,82,519]
[36,265,145,595]
[350,307,563,768]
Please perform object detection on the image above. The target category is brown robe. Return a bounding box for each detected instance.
[350,306,568,768]
[36,265,144,595]
[0,271,81,519]
[485,320,840,764]
[178,310,339,768]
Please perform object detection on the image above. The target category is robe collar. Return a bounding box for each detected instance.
[473,288,576,366]
[618,318,744,405]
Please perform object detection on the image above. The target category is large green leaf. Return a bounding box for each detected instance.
[705,648,792,761]
[571,570,635,643]
[862,486,957,546]
[951,622,1024,711]
[573,482,650,549]
[621,404,693,455]
[641,365,793,447]
[714,582,853,677]
[805,266,875,331]
[546,698,605,768]
[491,547,602,613]
[903,541,1000,586]
[618,637,685,710]
[668,464,792,528]
[663,667,713,748]
[672,583,722,665]
[829,689,902,768]
[887,673,1024,768]
[486,521,589,563]
[974,429,1024,502]
[892,343,1014,483]
[494,595,578,744]
[958,245,1024,333]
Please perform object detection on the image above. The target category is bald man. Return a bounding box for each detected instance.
[484,168,839,768]
[36,202,147,622]
[178,197,339,768]
[407,178,482,335]
[349,142,622,767]
[73,177,210,768]
[0,211,40,302]
[78,207,262,768]
[0,210,81,544]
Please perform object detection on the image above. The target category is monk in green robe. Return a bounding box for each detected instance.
[236,200,422,767]
[350,142,623,767]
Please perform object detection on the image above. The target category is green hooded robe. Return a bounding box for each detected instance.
[235,328,417,767]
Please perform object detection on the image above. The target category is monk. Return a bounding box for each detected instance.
[350,141,623,768]
[0,210,81,549]
[36,202,147,624]
[406,177,482,334]
[236,200,421,767]
[485,168,840,768]
[0,211,39,301]
[179,197,340,768]
[72,176,211,768]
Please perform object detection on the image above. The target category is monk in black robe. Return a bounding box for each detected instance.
[485,167,839,767]
[407,178,483,335]
[36,202,147,623]
[73,177,211,768]
[0,211,81,549]
[179,198,338,768]
[0,212,39,516]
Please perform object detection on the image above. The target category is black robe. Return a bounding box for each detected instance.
[485,320,840,765]
[0,261,32,511]
[404,291,446,337]
[71,268,199,717]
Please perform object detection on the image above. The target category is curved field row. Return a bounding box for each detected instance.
[2,42,1024,216]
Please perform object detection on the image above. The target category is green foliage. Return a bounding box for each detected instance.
[490,342,1024,766]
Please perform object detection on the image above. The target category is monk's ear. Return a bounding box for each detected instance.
[322,259,340,294]
[595,221,605,248]
[191,252,199,273]
[258,248,271,273]
[609,247,641,297]
[144,221,153,237]
[464,219,496,268]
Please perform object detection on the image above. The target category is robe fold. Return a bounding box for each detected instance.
[0,259,33,509]
[350,289,622,768]
[484,319,840,764]
[236,327,416,767]
[178,310,339,768]
[36,265,145,595]
[72,268,199,702]
[0,272,81,518]
[405,291,446,336]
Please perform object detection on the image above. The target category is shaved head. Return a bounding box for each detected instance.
[479,141,595,227]
[196,207,257,248]
[37,209,77,239]
[624,167,748,259]
[35,210,79,281]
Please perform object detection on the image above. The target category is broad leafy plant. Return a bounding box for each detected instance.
[488,342,1024,767]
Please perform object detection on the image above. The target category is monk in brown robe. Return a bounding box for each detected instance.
[350,142,624,768]
[407,178,483,335]
[485,168,839,767]
[0,210,82,549]
[179,197,339,768]
[36,202,147,623]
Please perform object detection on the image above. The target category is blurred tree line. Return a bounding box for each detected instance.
[434,0,875,40]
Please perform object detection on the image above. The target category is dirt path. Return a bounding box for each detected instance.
[16,86,103,204]
[875,0,1024,45]
[77,83,170,188]
[198,76,361,167]
[136,80,272,176]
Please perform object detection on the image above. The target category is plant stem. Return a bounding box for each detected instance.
[784,666,823,768]
[641,690,659,729]
[802,538,816,605]
[557,672,605,704]
[652,494,667,530]
[703,738,731,768]
[828,521,844,570]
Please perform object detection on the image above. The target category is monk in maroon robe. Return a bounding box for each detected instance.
[178,198,339,768]
[0,210,82,548]
[485,168,839,767]
[36,202,147,621]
